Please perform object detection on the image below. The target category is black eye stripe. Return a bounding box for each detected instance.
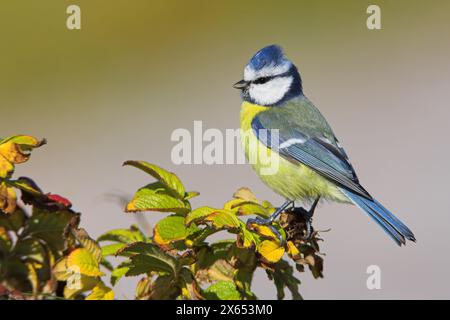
[253,76,272,84]
[252,71,291,85]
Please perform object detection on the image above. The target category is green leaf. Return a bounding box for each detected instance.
[235,202,271,217]
[119,242,178,277]
[154,215,196,245]
[184,191,200,200]
[125,182,189,214]
[110,263,130,286]
[205,210,241,229]
[123,161,185,199]
[7,178,42,196]
[0,207,26,231]
[13,238,47,265]
[101,243,126,257]
[85,281,114,300]
[185,206,217,226]
[97,225,145,244]
[238,222,261,248]
[194,241,235,282]
[179,267,202,299]
[23,210,74,253]
[203,281,241,300]
[72,228,102,263]
[67,248,104,277]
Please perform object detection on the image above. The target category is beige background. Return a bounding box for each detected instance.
[2,0,450,299]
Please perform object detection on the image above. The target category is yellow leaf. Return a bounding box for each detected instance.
[248,223,277,240]
[0,155,14,178]
[0,182,17,214]
[257,240,285,263]
[67,248,104,277]
[0,135,44,178]
[286,241,300,258]
[233,187,258,202]
[63,274,99,299]
[205,210,240,229]
[85,282,114,300]
[53,257,70,281]
[26,263,39,294]
[223,199,246,211]
[0,141,29,164]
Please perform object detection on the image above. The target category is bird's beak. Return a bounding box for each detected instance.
[233,79,249,90]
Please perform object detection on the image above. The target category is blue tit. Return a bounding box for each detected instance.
[234,45,415,246]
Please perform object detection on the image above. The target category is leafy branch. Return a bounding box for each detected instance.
[0,135,325,300]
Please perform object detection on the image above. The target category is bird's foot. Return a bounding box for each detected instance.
[246,216,284,245]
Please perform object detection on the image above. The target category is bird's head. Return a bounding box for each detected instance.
[234,45,302,106]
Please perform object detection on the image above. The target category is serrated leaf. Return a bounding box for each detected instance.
[85,281,114,300]
[72,228,102,263]
[203,281,241,300]
[119,242,178,276]
[154,215,195,245]
[205,210,241,229]
[235,203,271,217]
[248,223,278,240]
[67,248,104,277]
[185,206,217,226]
[257,240,285,263]
[23,210,74,253]
[97,225,145,244]
[125,182,189,214]
[101,243,126,257]
[123,161,185,199]
[238,222,261,248]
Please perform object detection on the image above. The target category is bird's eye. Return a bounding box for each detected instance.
[253,76,271,84]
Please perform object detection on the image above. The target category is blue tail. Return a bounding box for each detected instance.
[342,190,416,246]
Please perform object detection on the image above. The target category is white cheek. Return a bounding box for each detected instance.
[249,76,293,105]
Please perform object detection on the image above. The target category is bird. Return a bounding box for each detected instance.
[234,45,415,246]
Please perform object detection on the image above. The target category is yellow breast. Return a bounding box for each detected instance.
[239,101,349,203]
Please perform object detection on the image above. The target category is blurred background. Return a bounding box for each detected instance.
[2,0,450,299]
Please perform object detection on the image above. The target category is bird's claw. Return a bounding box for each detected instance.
[246,217,285,245]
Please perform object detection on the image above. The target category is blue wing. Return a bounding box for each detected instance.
[251,113,372,200]
[251,104,416,245]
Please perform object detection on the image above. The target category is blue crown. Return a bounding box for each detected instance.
[248,45,288,70]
